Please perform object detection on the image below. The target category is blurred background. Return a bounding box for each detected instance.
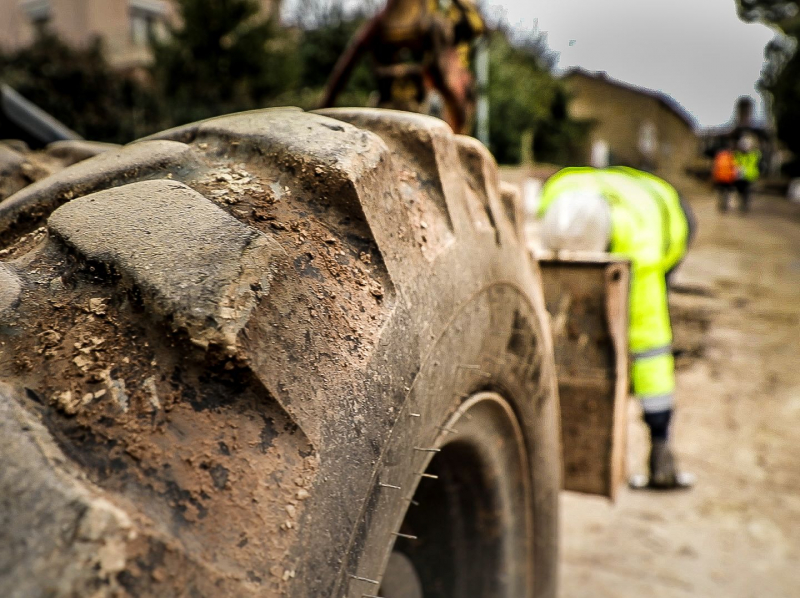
[0,0,795,179]
[3,2,800,597]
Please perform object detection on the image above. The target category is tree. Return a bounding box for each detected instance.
[736,0,800,172]
[151,0,299,124]
[278,0,376,109]
[486,31,588,165]
[532,87,593,166]
[0,33,161,143]
[736,0,800,28]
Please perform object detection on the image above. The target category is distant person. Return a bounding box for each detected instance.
[590,139,610,168]
[732,134,761,213]
[637,121,658,172]
[538,166,696,490]
[712,140,737,212]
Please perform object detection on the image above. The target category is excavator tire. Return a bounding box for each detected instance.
[0,139,119,203]
[0,108,560,598]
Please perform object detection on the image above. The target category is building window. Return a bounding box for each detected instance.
[129,0,168,46]
[21,0,51,34]
[31,15,50,35]
[130,10,155,46]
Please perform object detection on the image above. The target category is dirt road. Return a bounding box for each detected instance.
[560,183,800,597]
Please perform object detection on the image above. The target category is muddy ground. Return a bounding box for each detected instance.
[559,181,800,597]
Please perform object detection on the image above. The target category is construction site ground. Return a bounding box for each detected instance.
[558,181,800,597]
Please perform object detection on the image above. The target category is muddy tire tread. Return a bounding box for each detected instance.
[0,108,559,598]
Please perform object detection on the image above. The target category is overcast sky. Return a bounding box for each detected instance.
[483,0,778,128]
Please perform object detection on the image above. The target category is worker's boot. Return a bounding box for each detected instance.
[718,191,729,212]
[630,409,695,490]
[630,439,695,490]
[739,192,751,214]
[648,439,694,489]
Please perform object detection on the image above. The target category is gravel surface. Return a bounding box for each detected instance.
[560,184,800,597]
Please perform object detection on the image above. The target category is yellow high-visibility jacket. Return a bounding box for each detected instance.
[734,150,760,182]
[539,167,689,413]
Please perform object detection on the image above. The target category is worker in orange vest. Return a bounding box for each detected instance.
[712,140,737,212]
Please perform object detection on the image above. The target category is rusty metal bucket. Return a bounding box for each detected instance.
[539,254,630,499]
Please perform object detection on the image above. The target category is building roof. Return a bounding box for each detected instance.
[563,68,698,132]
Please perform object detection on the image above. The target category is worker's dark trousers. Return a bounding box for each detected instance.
[734,180,752,212]
[644,409,672,440]
[717,183,735,212]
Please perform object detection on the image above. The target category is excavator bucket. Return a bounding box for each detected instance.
[539,255,631,499]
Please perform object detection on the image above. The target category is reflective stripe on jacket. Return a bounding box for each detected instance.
[539,167,689,411]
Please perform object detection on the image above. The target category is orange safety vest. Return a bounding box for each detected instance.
[712,150,737,184]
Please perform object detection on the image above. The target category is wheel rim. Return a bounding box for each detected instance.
[381,392,533,598]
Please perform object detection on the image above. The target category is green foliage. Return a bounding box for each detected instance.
[295,5,363,89]
[764,40,800,172]
[736,0,800,30]
[532,87,593,166]
[297,17,357,89]
[151,0,300,124]
[736,0,800,171]
[487,31,588,165]
[285,0,376,108]
[0,33,161,143]
[152,0,374,118]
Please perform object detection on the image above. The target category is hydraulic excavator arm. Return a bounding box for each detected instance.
[320,0,484,134]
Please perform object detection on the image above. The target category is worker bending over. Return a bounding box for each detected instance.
[538,167,695,490]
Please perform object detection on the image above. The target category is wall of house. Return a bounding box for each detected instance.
[565,73,697,178]
[653,98,698,178]
[0,0,38,51]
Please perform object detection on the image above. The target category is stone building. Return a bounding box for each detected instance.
[563,68,698,178]
[0,0,277,69]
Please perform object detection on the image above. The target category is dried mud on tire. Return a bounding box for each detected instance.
[0,139,119,204]
[0,108,560,597]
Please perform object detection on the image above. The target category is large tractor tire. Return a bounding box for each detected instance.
[0,108,560,597]
[0,139,119,202]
